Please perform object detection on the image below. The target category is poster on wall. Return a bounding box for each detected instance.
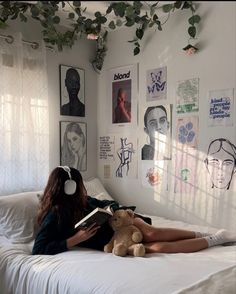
[146,66,167,101]
[60,64,85,117]
[176,116,199,148]
[204,137,236,191]
[141,104,172,160]
[176,78,199,113]
[60,121,87,171]
[108,64,137,129]
[174,149,197,194]
[99,135,115,161]
[208,89,234,127]
[114,136,138,178]
[141,160,169,197]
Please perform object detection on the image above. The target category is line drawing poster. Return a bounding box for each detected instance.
[176,78,199,113]
[208,89,234,127]
[176,116,199,148]
[146,67,167,101]
[114,136,138,178]
[204,137,236,191]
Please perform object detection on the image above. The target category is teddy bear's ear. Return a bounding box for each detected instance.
[126,209,135,218]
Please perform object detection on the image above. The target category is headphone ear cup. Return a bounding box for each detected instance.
[64,179,77,195]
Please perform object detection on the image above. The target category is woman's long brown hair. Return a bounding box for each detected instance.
[38,167,87,225]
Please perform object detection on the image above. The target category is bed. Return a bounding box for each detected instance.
[0,178,236,294]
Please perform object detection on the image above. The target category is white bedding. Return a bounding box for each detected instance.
[0,215,236,294]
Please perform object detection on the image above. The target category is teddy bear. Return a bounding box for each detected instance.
[104,209,146,257]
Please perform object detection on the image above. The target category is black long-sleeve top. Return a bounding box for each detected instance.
[32,196,120,255]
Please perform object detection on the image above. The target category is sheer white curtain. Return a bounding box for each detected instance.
[0,33,49,195]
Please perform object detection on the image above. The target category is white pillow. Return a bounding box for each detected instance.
[0,191,41,243]
[84,178,114,201]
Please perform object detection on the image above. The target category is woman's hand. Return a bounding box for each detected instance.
[66,223,100,249]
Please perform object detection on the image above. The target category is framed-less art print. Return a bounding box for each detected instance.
[108,64,138,129]
[60,64,85,117]
[60,121,87,172]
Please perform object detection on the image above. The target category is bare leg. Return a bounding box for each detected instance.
[144,238,208,253]
[133,217,196,243]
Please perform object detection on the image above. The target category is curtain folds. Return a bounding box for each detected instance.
[0,33,49,195]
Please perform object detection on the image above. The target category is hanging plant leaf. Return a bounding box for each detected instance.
[53,16,60,24]
[136,28,144,40]
[106,5,113,14]
[0,1,201,72]
[188,25,196,38]
[108,20,116,30]
[134,46,140,55]
[85,18,93,28]
[19,13,27,22]
[100,16,107,24]
[162,4,173,13]
[114,2,127,17]
[182,2,191,9]
[153,14,158,21]
[156,20,162,31]
[126,6,134,17]
[174,1,183,9]
[188,14,201,24]
[30,6,40,17]
[73,1,81,8]
[116,19,123,26]
[69,12,75,19]
[125,17,135,27]
[0,20,8,28]
[94,11,101,18]
[134,1,143,12]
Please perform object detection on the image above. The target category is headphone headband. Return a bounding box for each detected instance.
[58,166,76,195]
[59,166,71,179]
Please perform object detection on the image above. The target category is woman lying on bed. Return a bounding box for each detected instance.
[32,167,236,255]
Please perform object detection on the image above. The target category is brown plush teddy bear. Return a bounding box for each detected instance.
[104,209,146,257]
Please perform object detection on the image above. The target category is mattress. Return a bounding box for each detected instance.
[0,215,236,294]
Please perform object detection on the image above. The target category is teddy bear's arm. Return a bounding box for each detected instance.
[131,227,143,243]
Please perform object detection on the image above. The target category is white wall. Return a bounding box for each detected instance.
[97,2,236,231]
[4,18,98,180]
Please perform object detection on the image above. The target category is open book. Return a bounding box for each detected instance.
[74,206,113,229]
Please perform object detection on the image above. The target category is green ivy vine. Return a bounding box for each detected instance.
[0,1,201,72]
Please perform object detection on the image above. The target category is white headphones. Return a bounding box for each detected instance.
[59,166,77,195]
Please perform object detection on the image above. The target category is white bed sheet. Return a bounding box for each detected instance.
[0,215,236,294]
